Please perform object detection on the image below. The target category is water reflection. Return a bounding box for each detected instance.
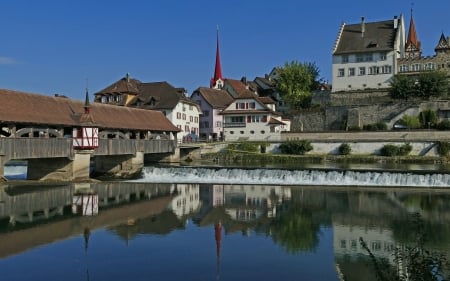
[1,183,450,280]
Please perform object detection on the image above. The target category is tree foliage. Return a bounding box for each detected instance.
[275,61,320,109]
[418,109,438,129]
[279,140,313,155]
[390,71,449,100]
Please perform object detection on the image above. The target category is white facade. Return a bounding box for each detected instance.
[222,98,289,141]
[167,184,201,218]
[332,16,406,92]
[164,101,201,143]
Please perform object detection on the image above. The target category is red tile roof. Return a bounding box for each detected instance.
[0,89,180,132]
[193,87,233,109]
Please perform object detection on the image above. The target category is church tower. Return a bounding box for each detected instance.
[210,28,224,89]
[435,33,450,55]
[405,9,422,59]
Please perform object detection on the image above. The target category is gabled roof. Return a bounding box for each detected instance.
[0,89,180,132]
[268,117,286,125]
[333,17,399,55]
[193,87,233,109]
[96,74,140,95]
[258,96,275,104]
[138,81,191,110]
[225,79,258,99]
[94,75,198,111]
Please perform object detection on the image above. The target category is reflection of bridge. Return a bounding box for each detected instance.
[0,182,175,258]
[0,89,180,181]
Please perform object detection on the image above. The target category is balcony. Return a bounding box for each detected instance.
[223,122,246,128]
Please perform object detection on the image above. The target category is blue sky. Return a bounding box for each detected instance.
[1,0,449,100]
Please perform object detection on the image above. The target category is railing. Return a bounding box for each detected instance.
[94,139,177,156]
[223,122,246,128]
[0,138,72,160]
[0,138,177,160]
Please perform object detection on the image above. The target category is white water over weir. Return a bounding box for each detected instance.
[137,167,450,187]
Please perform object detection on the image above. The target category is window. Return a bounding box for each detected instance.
[177,112,181,119]
[215,121,222,128]
[381,65,392,74]
[240,131,244,134]
[189,116,193,122]
[194,117,198,123]
[369,66,379,75]
[342,55,349,63]
[184,125,189,132]
[204,121,209,128]
[412,64,421,71]
[359,67,366,75]
[230,131,234,134]
[249,102,256,109]
[348,67,355,76]
[260,130,265,134]
[189,105,193,110]
[380,52,387,61]
[356,54,364,62]
[399,65,409,72]
[250,130,255,134]
[338,68,345,77]
[182,113,186,120]
[101,96,107,103]
[340,240,347,249]
[262,115,267,122]
[203,110,209,117]
[238,103,246,109]
[424,63,435,70]
[247,116,252,123]
[365,53,373,61]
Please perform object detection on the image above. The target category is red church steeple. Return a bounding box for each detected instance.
[405,8,421,59]
[210,28,224,89]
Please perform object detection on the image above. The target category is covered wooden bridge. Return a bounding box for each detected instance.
[0,88,181,181]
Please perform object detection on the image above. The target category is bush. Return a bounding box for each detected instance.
[380,143,412,156]
[437,120,450,130]
[279,140,313,155]
[338,143,351,155]
[363,122,387,131]
[227,142,259,153]
[380,144,399,156]
[438,141,450,157]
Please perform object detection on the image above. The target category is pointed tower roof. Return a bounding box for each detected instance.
[435,32,450,53]
[405,9,421,51]
[210,28,224,89]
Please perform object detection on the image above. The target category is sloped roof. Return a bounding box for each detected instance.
[406,15,421,50]
[334,18,398,55]
[193,87,233,109]
[225,78,256,99]
[0,89,180,132]
[96,75,140,95]
[435,33,450,52]
[268,117,285,125]
[258,96,275,104]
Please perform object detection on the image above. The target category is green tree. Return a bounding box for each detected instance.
[275,61,320,109]
[270,205,320,253]
[389,71,449,100]
[389,74,416,100]
[416,71,449,99]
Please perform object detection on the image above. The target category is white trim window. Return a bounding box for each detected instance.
[338,68,345,77]
[359,67,366,76]
[348,67,355,76]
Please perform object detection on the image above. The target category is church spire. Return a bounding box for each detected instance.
[210,27,224,89]
[405,7,421,59]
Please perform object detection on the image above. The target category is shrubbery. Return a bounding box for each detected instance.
[227,142,259,153]
[279,140,313,155]
[437,120,450,130]
[438,141,450,157]
[363,122,387,131]
[338,143,351,155]
[380,143,412,156]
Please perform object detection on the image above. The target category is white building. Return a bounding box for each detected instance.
[221,79,290,141]
[332,15,406,92]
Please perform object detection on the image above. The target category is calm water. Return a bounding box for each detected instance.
[1,166,450,280]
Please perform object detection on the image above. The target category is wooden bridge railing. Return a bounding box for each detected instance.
[93,139,177,156]
[0,138,72,161]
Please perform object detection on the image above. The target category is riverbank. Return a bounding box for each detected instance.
[202,151,448,164]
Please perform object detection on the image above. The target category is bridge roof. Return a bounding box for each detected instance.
[0,89,180,132]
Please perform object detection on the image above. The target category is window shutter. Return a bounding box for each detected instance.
[247,116,251,123]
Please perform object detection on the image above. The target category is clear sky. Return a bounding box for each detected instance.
[1,0,449,100]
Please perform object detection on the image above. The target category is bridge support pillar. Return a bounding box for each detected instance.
[28,158,73,181]
[72,150,94,181]
[93,152,144,179]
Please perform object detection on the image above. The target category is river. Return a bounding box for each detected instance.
[1,164,450,280]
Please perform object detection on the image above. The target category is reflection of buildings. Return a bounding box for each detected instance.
[0,182,173,258]
[167,184,201,218]
[211,184,291,221]
[193,184,291,235]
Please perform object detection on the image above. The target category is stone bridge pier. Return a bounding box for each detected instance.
[93,152,144,179]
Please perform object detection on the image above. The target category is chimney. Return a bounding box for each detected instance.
[361,16,365,37]
[393,15,398,29]
[126,72,130,83]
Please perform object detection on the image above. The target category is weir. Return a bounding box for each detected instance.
[135,166,450,188]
